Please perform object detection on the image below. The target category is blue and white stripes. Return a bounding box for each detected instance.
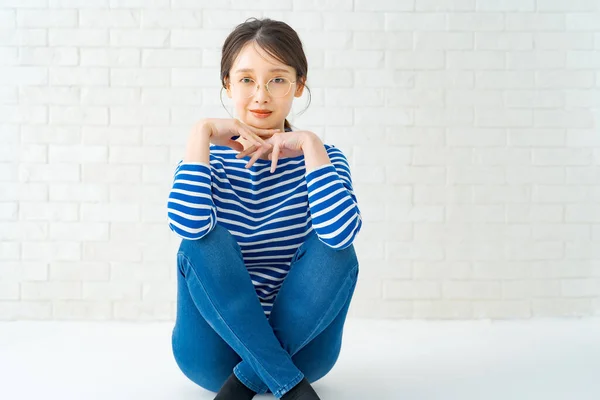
[167,162,217,240]
[167,143,362,317]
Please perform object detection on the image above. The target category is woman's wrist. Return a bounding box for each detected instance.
[195,119,214,139]
[301,133,331,173]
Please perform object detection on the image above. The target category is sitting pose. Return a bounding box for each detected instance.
[167,17,362,400]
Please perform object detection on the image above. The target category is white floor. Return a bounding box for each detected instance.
[1,318,600,400]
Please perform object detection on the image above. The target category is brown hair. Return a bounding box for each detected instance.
[220,17,311,130]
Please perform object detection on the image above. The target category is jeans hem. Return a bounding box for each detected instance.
[273,371,304,399]
[233,364,267,395]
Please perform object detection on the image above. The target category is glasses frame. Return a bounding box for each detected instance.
[231,77,297,99]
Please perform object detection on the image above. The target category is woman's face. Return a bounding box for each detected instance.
[225,41,304,131]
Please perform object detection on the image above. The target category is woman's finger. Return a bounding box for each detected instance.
[228,139,244,153]
[236,142,272,161]
[235,125,262,144]
[270,143,280,173]
[235,143,257,159]
[245,146,268,169]
[243,130,265,146]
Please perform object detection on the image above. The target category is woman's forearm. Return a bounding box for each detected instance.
[302,134,331,173]
[183,121,212,164]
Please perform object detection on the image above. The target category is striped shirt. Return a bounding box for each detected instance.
[167,133,362,318]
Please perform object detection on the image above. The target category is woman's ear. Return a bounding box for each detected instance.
[224,77,232,99]
[294,76,306,97]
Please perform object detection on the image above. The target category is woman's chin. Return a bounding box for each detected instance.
[243,118,279,131]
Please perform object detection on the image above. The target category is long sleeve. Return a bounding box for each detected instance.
[167,161,217,240]
[304,146,362,250]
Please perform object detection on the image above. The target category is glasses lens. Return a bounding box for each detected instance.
[235,78,292,98]
[238,78,256,98]
[267,77,291,97]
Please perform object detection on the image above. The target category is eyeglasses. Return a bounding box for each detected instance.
[231,77,296,98]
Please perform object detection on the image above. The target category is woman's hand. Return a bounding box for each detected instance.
[199,118,280,156]
[236,130,314,173]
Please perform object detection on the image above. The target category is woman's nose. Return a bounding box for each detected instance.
[253,83,270,101]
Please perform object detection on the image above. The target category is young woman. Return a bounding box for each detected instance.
[167,18,362,400]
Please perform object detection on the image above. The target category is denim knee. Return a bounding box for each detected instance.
[178,223,240,256]
[300,347,341,385]
[298,229,359,272]
[176,224,244,281]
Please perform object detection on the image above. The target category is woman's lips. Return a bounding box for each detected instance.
[250,111,272,119]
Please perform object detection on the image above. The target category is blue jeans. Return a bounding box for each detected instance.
[171,223,359,398]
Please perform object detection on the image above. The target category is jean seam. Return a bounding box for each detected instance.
[179,252,289,392]
[293,263,359,356]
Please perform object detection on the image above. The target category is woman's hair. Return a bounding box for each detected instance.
[220,17,311,130]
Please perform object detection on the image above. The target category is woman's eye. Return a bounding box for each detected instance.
[240,78,253,84]
[272,78,285,84]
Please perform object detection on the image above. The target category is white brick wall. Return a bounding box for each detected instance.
[1,0,599,321]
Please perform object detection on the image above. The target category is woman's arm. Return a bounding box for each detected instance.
[184,121,212,163]
[302,134,332,174]
[167,123,218,240]
[302,136,362,250]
